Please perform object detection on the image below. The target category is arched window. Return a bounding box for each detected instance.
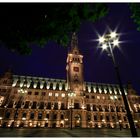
[7,100,14,108]
[39,102,44,109]
[74,103,80,109]
[61,103,65,110]
[30,112,34,119]
[43,82,47,89]
[116,106,120,112]
[100,115,103,120]
[61,114,64,120]
[22,112,27,118]
[5,112,10,119]
[87,114,91,121]
[47,102,51,109]
[85,86,88,91]
[93,105,97,111]
[54,103,58,110]
[111,106,115,112]
[56,83,59,90]
[24,101,29,109]
[46,114,49,119]
[87,104,90,111]
[99,105,103,111]
[30,81,34,88]
[38,112,42,119]
[32,101,37,109]
[62,84,65,91]
[53,114,57,120]
[94,115,97,121]
[36,81,40,89]
[50,83,53,90]
[106,115,110,121]
[91,86,93,92]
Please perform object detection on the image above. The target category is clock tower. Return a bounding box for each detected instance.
[66,33,84,96]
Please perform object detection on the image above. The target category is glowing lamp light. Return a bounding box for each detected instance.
[102,44,108,50]
[99,36,105,43]
[22,117,26,120]
[114,95,117,99]
[110,32,117,38]
[113,39,119,46]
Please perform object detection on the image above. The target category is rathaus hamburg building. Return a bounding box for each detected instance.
[0,33,140,129]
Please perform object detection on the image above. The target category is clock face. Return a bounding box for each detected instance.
[73,67,79,72]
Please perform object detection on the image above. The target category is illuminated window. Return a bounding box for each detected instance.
[55,93,58,97]
[49,92,52,96]
[62,93,65,97]
[97,96,100,99]
[73,67,79,72]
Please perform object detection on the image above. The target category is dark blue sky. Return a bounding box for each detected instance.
[0,3,140,95]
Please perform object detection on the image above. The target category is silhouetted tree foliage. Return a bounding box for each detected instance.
[0,3,109,55]
[129,3,140,31]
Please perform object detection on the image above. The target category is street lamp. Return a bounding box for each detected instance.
[68,91,76,130]
[12,86,27,128]
[98,31,138,137]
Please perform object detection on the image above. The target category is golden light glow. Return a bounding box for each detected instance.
[113,39,119,46]
[22,117,26,120]
[110,32,117,38]
[102,44,108,50]
[99,36,105,43]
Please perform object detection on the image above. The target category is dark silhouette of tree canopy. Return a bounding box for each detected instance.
[0,3,108,55]
[129,3,140,31]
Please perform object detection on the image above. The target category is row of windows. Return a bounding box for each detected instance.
[131,97,140,102]
[13,81,66,90]
[85,95,122,101]
[26,92,66,97]
[86,104,126,112]
[85,85,126,95]
[5,111,127,122]
[87,115,127,122]
[6,99,126,112]
[7,101,66,110]
[5,112,65,120]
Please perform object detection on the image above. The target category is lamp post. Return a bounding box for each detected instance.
[98,31,138,137]
[12,86,27,128]
[68,91,76,130]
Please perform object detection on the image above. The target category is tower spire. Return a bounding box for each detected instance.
[71,32,78,50]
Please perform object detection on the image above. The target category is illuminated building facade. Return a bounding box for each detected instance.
[0,33,140,128]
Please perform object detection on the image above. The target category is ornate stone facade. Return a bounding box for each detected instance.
[0,33,140,128]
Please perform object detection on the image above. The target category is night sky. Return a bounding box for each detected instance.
[0,3,140,95]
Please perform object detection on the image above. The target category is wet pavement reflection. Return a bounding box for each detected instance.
[0,128,139,137]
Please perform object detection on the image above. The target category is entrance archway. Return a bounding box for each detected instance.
[74,114,81,128]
